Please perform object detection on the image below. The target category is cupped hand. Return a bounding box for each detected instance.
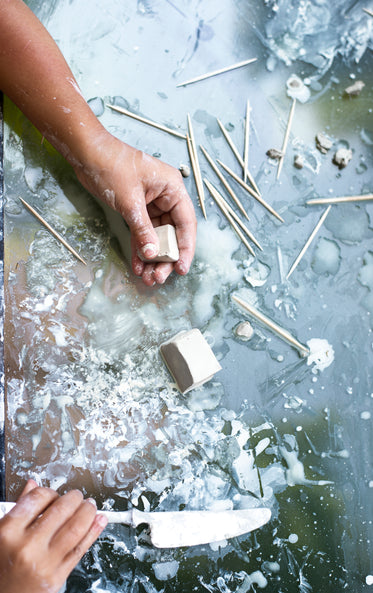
[0,480,107,593]
[75,132,197,286]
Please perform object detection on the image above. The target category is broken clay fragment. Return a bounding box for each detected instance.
[332,148,352,169]
[179,164,191,178]
[315,132,333,154]
[266,148,283,160]
[160,329,222,394]
[139,224,179,262]
[344,80,365,97]
[293,155,304,169]
[235,321,254,341]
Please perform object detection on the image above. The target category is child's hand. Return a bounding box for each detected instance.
[75,131,197,286]
[0,480,107,593]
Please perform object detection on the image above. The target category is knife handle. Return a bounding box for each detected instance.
[0,501,16,518]
[0,501,134,526]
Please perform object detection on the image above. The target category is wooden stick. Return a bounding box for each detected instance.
[232,294,310,356]
[307,194,373,205]
[207,182,263,251]
[277,98,296,180]
[204,180,255,256]
[106,103,186,140]
[200,145,249,221]
[286,206,331,279]
[186,134,206,219]
[218,160,284,223]
[176,58,257,87]
[187,114,206,219]
[19,197,87,265]
[243,99,251,184]
[363,7,373,16]
[217,118,261,196]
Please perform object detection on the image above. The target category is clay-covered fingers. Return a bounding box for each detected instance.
[5,485,59,528]
[31,489,86,538]
[49,493,103,558]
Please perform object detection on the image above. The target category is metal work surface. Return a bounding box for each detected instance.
[2,1,373,591]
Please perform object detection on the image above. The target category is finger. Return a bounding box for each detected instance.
[6,486,59,528]
[153,262,174,285]
[142,263,157,287]
[18,478,39,499]
[163,187,197,275]
[121,187,159,261]
[50,498,98,557]
[60,513,108,577]
[32,490,84,538]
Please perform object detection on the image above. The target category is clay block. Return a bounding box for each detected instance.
[140,224,179,262]
[160,329,222,394]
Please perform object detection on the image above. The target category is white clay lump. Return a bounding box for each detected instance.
[160,329,222,394]
[139,224,179,262]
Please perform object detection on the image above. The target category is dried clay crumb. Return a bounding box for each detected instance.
[179,164,191,178]
[315,132,333,154]
[344,80,365,97]
[333,148,352,169]
[235,321,254,341]
[266,148,283,160]
[293,155,304,169]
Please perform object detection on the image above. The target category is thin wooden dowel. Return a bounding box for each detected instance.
[19,197,87,265]
[200,145,249,221]
[217,118,261,196]
[307,194,373,205]
[232,294,310,356]
[176,58,257,87]
[106,104,186,139]
[186,134,206,219]
[286,206,331,279]
[363,7,373,16]
[208,182,263,251]
[187,114,206,219]
[218,160,284,223]
[243,99,251,184]
[277,98,296,180]
[204,180,255,256]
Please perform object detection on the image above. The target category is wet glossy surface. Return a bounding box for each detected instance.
[2,1,373,591]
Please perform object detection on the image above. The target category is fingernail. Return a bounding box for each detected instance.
[96,514,108,528]
[141,243,158,259]
[87,498,97,508]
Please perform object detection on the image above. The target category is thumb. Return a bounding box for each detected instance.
[125,199,159,261]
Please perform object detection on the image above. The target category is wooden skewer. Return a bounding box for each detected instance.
[106,103,186,140]
[186,134,206,219]
[307,194,373,205]
[19,197,87,265]
[176,58,257,87]
[363,7,373,16]
[218,160,284,223]
[200,145,249,221]
[217,118,261,196]
[277,98,296,180]
[243,99,251,185]
[286,206,331,279]
[204,180,255,256]
[187,114,206,219]
[210,184,263,251]
[232,294,310,356]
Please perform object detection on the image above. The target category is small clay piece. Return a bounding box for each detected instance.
[332,148,352,169]
[266,148,283,160]
[286,74,311,103]
[235,321,254,341]
[179,164,191,178]
[293,155,304,169]
[344,80,365,97]
[139,224,179,262]
[160,329,222,394]
[315,132,333,154]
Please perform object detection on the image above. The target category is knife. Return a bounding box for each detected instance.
[0,501,271,548]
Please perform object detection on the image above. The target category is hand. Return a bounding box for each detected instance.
[0,480,107,593]
[74,131,197,286]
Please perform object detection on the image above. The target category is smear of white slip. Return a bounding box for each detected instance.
[306,338,335,372]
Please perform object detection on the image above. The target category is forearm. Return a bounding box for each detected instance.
[0,0,104,168]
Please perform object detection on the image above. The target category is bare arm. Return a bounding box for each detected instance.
[0,0,196,285]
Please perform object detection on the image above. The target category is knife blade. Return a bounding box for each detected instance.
[0,502,271,548]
